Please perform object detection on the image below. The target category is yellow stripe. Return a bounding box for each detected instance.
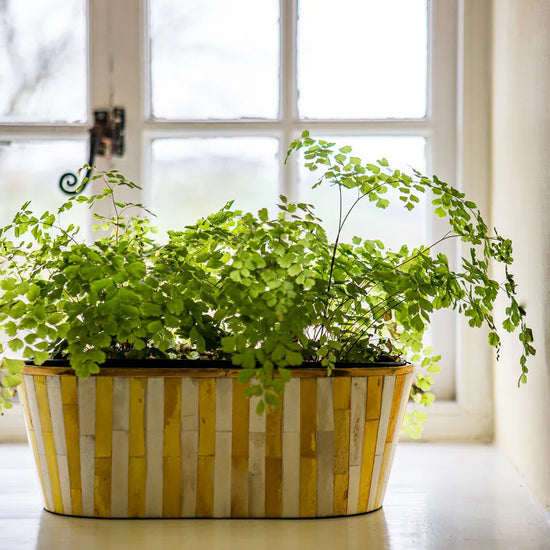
[231,380,249,517]
[385,374,406,443]
[61,375,78,404]
[94,457,111,517]
[94,378,113,517]
[35,376,64,513]
[128,457,147,517]
[357,420,380,513]
[299,457,317,517]
[196,455,215,517]
[357,375,384,513]
[333,377,351,410]
[300,378,317,517]
[333,377,351,515]
[333,409,350,515]
[198,379,216,456]
[163,378,182,516]
[129,378,147,516]
[265,401,283,517]
[366,376,383,419]
[61,377,82,516]
[19,379,49,507]
[95,377,113,458]
[334,473,349,515]
[196,379,216,517]
[129,378,147,457]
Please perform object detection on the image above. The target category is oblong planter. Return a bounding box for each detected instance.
[19,360,414,518]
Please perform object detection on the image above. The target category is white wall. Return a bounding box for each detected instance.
[492,0,550,510]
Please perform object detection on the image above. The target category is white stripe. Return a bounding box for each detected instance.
[248,395,266,517]
[215,378,232,432]
[316,378,334,517]
[367,375,396,511]
[214,379,232,517]
[378,373,414,502]
[78,377,96,516]
[20,376,36,444]
[111,377,129,517]
[282,378,300,517]
[46,376,71,515]
[181,378,198,516]
[317,377,334,432]
[144,377,164,517]
[282,378,300,432]
[24,376,52,510]
[213,432,232,517]
[347,377,367,514]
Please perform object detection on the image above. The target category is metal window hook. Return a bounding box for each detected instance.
[59,107,125,195]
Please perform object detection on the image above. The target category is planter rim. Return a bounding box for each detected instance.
[22,358,413,378]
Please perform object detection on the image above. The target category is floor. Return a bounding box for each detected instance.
[1,443,550,550]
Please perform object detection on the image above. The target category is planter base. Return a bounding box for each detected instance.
[20,364,413,518]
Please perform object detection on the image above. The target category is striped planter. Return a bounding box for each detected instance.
[19,362,413,518]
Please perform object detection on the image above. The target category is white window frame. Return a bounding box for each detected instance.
[0,0,493,442]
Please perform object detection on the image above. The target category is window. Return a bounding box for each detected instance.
[1,0,480,441]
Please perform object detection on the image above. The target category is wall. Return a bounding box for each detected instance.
[492,0,550,510]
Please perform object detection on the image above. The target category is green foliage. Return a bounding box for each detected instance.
[0,133,534,438]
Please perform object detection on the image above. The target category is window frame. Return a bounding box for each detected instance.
[0,0,495,443]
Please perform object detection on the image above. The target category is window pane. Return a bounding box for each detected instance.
[149,0,279,120]
[0,0,87,123]
[0,141,88,227]
[300,137,427,250]
[298,0,428,119]
[151,138,279,236]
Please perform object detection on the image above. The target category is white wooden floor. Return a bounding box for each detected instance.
[1,443,549,550]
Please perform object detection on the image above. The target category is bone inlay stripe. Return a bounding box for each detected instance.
[78,377,96,517]
[35,376,64,514]
[214,378,232,517]
[21,377,50,510]
[46,376,72,515]
[282,378,300,517]
[111,377,129,518]
[145,378,164,517]
[347,377,367,515]
[181,378,198,517]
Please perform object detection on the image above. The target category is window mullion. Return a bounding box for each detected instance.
[88,0,145,203]
[280,0,298,201]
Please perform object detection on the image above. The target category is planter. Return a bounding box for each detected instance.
[19,360,413,518]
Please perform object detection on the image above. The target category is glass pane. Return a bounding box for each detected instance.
[149,0,279,120]
[0,141,89,228]
[151,138,279,237]
[0,0,87,123]
[299,137,427,250]
[298,0,428,119]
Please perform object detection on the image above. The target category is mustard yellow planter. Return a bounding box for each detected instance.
[19,362,413,518]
